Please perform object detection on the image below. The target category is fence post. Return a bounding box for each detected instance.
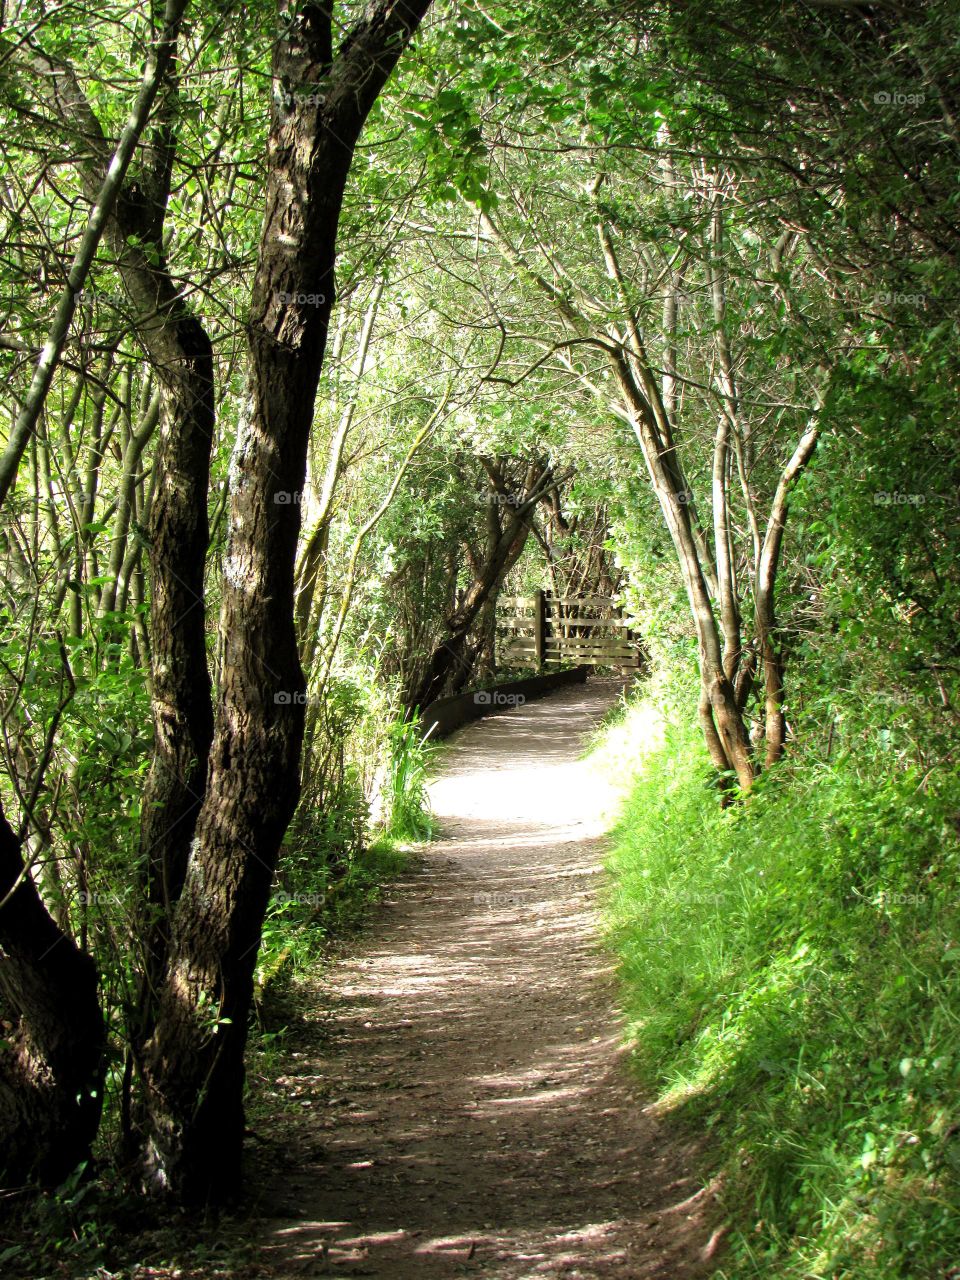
[534,589,546,670]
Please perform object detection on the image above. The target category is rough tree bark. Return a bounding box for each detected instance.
[0,803,105,1185]
[138,0,432,1205]
[19,33,219,1092]
[1,0,211,1179]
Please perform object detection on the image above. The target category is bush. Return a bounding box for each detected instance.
[597,678,960,1279]
[381,716,437,842]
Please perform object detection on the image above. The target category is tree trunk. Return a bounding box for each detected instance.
[407,461,559,713]
[138,0,431,1205]
[753,418,821,767]
[476,593,498,679]
[128,283,216,1035]
[295,280,384,667]
[17,15,219,1126]
[0,805,105,1186]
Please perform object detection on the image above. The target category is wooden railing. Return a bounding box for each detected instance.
[497,592,642,670]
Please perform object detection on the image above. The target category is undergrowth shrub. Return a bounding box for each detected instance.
[254,682,436,1014]
[381,716,437,842]
[597,677,960,1279]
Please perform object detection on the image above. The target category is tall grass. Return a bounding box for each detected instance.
[381,716,438,842]
[595,684,960,1278]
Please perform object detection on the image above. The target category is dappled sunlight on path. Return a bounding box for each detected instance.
[254,679,717,1278]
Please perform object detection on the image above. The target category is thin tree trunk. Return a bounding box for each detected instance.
[708,192,743,680]
[0,0,190,509]
[99,387,160,617]
[316,402,446,694]
[295,279,384,666]
[754,417,821,766]
[407,461,561,713]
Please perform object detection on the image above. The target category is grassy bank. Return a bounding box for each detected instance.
[593,681,960,1279]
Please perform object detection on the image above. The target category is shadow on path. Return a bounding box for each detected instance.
[254,679,718,1278]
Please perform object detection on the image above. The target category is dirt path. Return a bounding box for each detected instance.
[256,680,717,1278]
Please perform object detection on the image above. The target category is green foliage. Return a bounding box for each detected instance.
[6,1162,129,1273]
[255,677,434,1003]
[252,679,436,1013]
[255,839,411,1010]
[597,678,960,1278]
[0,0,958,1258]
[381,717,437,842]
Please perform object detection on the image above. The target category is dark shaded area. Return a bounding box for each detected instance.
[420,663,588,739]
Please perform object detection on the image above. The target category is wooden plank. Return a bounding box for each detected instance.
[534,589,546,670]
[547,629,630,640]
[544,654,641,668]
[554,616,635,629]
[547,650,640,660]
[545,652,638,661]
[545,642,637,651]
[546,639,638,652]
[546,625,625,633]
[547,655,637,664]
[546,614,626,625]
[546,655,638,663]
[545,594,615,606]
[545,650,638,661]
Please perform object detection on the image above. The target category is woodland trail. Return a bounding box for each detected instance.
[253,680,718,1279]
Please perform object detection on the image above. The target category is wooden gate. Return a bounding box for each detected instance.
[497,592,642,670]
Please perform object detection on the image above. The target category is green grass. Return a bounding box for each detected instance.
[594,685,960,1278]
[254,836,414,1000]
[381,716,439,842]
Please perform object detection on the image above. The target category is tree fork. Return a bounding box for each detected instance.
[138,0,432,1204]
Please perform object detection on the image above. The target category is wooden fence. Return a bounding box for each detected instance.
[497,592,642,670]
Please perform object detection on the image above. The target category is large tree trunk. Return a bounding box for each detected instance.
[121,285,216,1159]
[125,280,215,1047]
[107,50,217,967]
[120,258,216,1073]
[0,805,105,1186]
[138,0,431,1205]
